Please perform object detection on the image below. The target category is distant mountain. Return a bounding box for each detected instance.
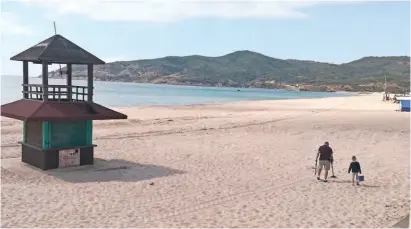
[46,51,410,92]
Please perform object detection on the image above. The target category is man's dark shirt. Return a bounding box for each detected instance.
[318,145,333,161]
[348,161,362,173]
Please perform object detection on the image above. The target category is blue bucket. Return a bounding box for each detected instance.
[358,175,364,182]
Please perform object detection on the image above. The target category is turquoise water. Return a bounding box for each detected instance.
[1,76,352,107]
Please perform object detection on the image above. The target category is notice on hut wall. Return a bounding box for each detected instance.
[59,148,80,168]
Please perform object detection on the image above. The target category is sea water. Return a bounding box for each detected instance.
[1,76,353,107]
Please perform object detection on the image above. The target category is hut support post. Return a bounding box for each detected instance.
[23,61,29,99]
[87,64,93,102]
[42,61,49,101]
[67,64,72,101]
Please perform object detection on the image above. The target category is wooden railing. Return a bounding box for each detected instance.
[22,84,89,101]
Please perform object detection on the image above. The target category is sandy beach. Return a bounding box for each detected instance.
[1,93,409,228]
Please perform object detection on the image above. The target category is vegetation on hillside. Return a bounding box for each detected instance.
[47,51,410,92]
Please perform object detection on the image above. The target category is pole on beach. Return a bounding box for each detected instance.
[384,74,387,94]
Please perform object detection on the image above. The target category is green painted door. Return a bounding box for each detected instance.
[49,121,88,149]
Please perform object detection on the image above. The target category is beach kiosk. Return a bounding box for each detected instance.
[397,97,411,112]
[0,34,127,170]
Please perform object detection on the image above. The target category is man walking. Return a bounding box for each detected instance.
[315,141,334,182]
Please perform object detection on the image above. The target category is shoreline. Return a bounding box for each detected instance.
[0,86,359,107]
[34,76,353,92]
[3,75,383,93]
[106,91,361,109]
[108,92,367,111]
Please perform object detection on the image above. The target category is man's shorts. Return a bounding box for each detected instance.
[318,160,331,171]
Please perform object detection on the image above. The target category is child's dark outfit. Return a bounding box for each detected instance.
[348,161,362,185]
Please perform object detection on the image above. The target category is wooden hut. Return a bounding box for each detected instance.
[1,34,127,170]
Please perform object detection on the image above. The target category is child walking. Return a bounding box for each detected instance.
[348,156,362,186]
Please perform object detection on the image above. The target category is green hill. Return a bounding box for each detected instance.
[47,51,410,92]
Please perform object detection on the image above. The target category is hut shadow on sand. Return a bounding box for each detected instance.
[41,158,186,183]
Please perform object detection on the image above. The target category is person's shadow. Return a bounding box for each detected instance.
[330,179,380,188]
[43,158,186,183]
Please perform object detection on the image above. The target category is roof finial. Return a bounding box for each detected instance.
[53,21,63,77]
[53,21,57,35]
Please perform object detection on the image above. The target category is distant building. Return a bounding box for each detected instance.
[397,97,410,112]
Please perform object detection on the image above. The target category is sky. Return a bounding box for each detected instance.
[0,0,410,76]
